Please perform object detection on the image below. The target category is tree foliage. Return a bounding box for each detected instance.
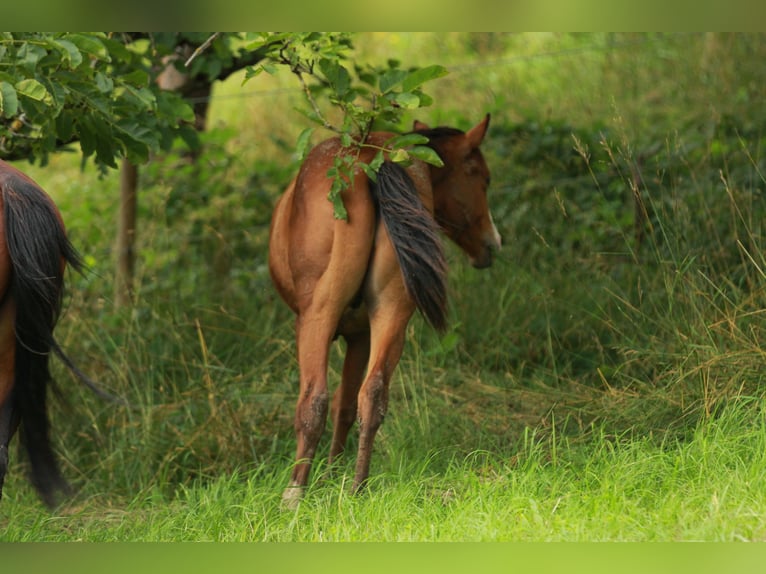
[0,32,449,211]
[0,32,197,169]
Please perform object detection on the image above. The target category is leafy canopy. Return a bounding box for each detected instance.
[0,32,448,214]
[0,32,197,169]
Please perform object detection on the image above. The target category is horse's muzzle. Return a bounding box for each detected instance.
[471,247,496,269]
[471,234,501,269]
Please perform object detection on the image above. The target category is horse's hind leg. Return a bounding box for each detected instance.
[352,305,413,493]
[282,311,337,508]
[0,299,17,500]
[328,332,370,465]
[0,400,19,501]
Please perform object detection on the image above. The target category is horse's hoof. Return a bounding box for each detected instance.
[281,485,304,511]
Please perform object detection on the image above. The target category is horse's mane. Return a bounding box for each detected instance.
[411,126,464,142]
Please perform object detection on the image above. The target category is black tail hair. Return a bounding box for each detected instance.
[370,161,448,332]
[2,177,83,507]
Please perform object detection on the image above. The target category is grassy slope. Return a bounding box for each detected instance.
[2,33,766,541]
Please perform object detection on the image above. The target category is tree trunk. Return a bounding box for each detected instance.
[114,158,138,309]
[111,38,261,308]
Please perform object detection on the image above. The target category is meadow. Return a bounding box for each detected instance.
[2,32,766,541]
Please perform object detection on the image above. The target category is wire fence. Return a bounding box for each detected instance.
[188,33,696,105]
[171,32,763,226]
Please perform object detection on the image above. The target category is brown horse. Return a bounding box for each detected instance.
[269,114,501,507]
[0,159,87,508]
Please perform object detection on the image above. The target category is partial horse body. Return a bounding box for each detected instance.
[268,114,501,507]
[0,159,84,508]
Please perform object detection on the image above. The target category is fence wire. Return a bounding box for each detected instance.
[187,33,696,105]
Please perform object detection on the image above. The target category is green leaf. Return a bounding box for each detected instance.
[114,121,156,163]
[332,201,348,221]
[319,59,351,97]
[243,66,262,82]
[417,92,434,108]
[17,43,46,72]
[122,85,157,111]
[77,114,98,158]
[63,33,110,61]
[88,118,118,168]
[244,32,291,52]
[156,92,194,123]
[15,79,52,104]
[357,69,377,87]
[386,133,430,149]
[44,80,67,111]
[408,145,444,167]
[243,63,279,83]
[295,127,314,160]
[327,178,348,220]
[120,70,150,88]
[369,150,385,172]
[54,39,83,69]
[176,124,201,153]
[55,109,74,141]
[379,69,408,94]
[392,92,420,109]
[360,162,378,182]
[115,119,159,147]
[0,82,18,118]
[401,65,449,92]
[95,72,114,94]
[101,36,132,62]
[391,148,410,163]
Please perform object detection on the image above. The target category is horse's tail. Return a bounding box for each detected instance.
[1,176,83,507]
[370,161,449,332]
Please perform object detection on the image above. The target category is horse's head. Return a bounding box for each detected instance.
[414,114,501,269]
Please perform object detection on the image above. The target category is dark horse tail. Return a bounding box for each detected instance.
[2,177,84,507]
[370,161,448,332]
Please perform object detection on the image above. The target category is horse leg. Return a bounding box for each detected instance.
[0,400,19,501]
[352,306,412,493]
[282,311,336,508]
[328,331,370,465]
[0,298,17,500]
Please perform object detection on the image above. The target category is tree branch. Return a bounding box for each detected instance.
[183,32,220,68]
[293,69,343,136]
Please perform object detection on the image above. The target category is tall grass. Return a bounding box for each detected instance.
[2,33,766,541]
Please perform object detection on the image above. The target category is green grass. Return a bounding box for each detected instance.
[3,396,766,541]
[2,33,766,541]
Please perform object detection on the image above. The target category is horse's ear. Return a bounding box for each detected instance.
[413,119,430,131]
[465,113,490,148]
